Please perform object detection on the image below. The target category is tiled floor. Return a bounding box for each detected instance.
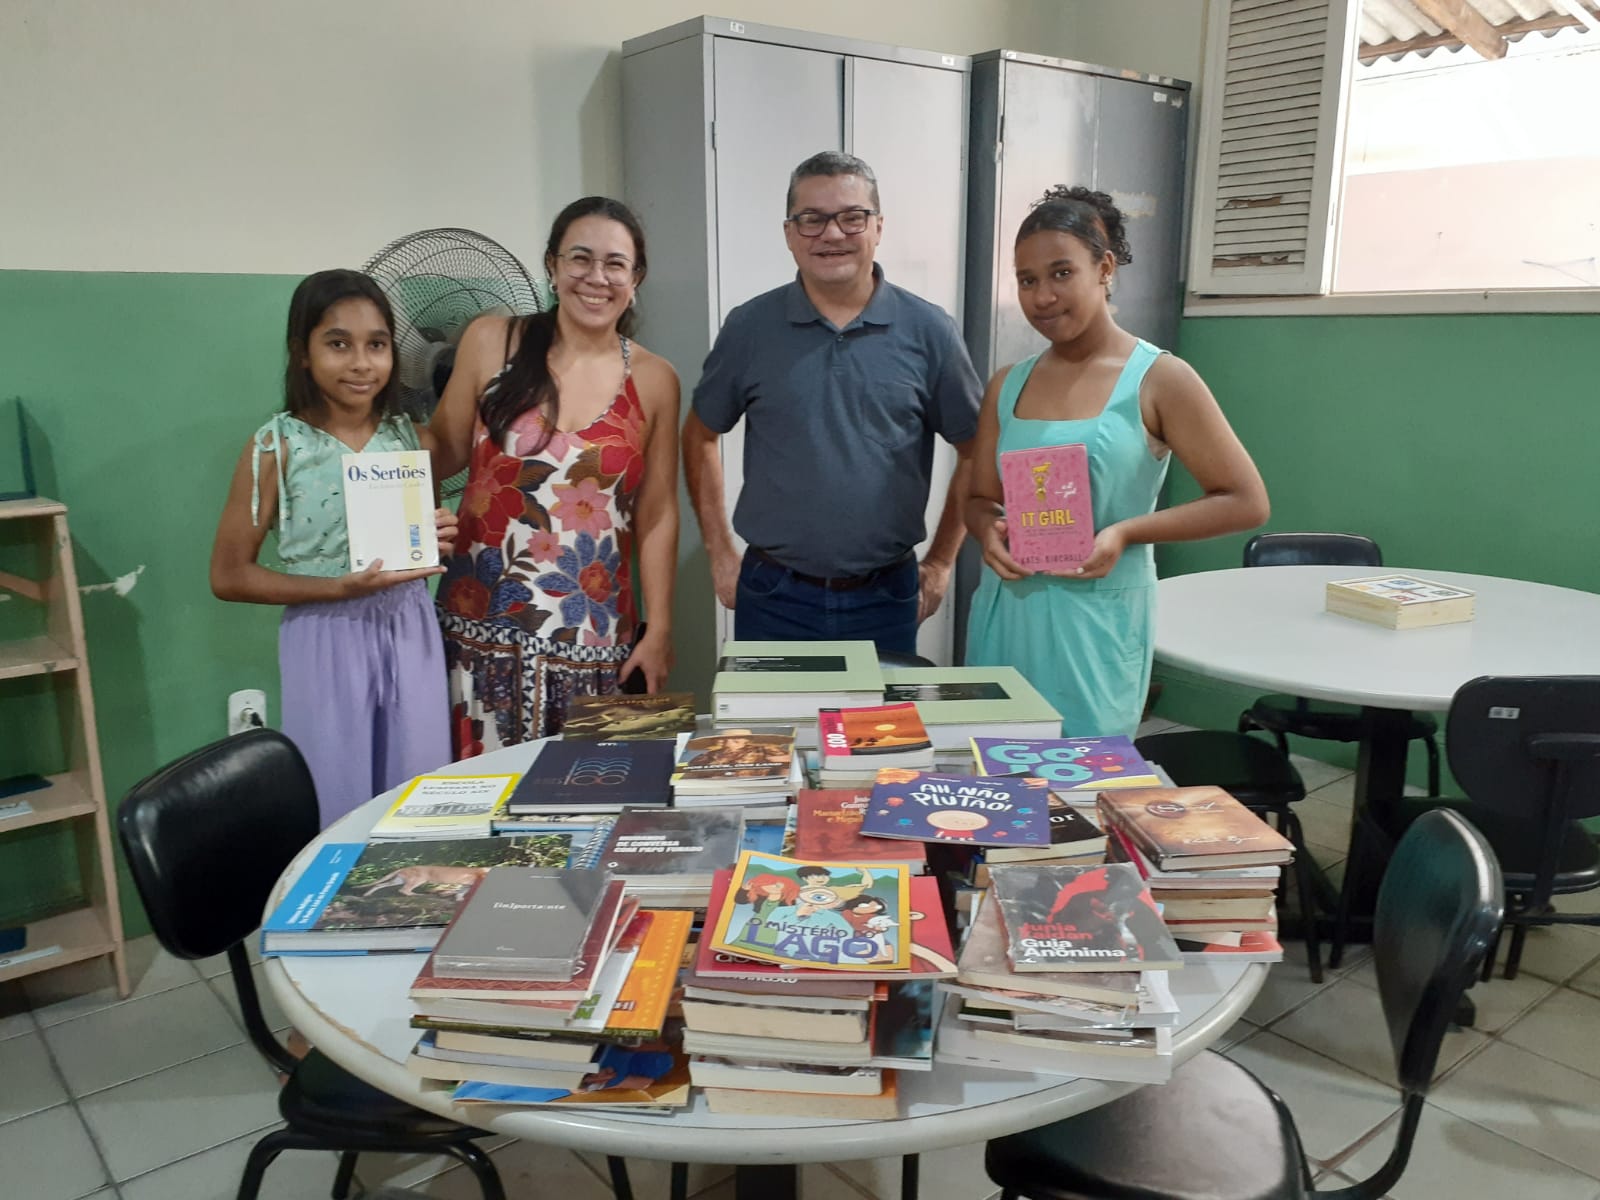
[4,735,1600,1199]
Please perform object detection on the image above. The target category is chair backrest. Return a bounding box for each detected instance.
[1242,532,1382,568]
[117,729,321,960]
[1446,676,1600,825]
[1373,808,1503,1094]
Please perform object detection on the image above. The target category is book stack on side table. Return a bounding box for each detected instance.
[1325,575,1475,630]
[682,851,957,1118]
[1098,787,1292,963]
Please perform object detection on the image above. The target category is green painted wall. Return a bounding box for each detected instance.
[1,270,300,936]
[1152,311,1599,787]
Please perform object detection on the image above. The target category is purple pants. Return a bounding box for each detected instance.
[279,579,451,828]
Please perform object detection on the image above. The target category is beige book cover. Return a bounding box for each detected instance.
[341,450,436,571]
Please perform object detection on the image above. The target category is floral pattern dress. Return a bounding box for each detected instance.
[437,339,646,753]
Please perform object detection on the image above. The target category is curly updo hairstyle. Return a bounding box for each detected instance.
[1016,185,1133,268]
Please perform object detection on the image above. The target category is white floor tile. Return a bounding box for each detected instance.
[76,1041,282,1182]
[1570,957,1600,999]
[119,1128,346,1200]
[835,1141,992,1200]
[1295,795,1354,859]
[1488,923,1600,985]
[1430,1040,1600,1179]
[1445,973,1556,1036]
[1501,987,1600,1080]
[373,1141,610,1200]
[1272,976,1486,1085]
[1243,952,1335,1025]
[45,977,245,1096]
[1307,772,1356,810]
[574,1151,731,1199]
[207,959,293,1035]
[0,980,36,1040]
[1290,754,1352,796]
[0,1104,113,1200]
[195,938,263,980]
[1342,1102,1600,1200]
[1223,1030,1400,1164]
[0,1030,70,1125]
[24,935,199,1027]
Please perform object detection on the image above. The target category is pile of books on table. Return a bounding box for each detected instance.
[880,665,1061,768]
[682,850,957,1118]
[1098,787,1291,964]
[404,866,695,1108]
[669,722,800,817]
[937,862,1183,1084]
[970,735,1164,805]
[589,807,745,909]
[711,641,885,749]
[816,702,934,787]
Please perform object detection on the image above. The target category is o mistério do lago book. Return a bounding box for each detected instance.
[998,442,1093,572]
[507,740,674,813]
[341,450,437,572]
[860,770,1052,847]
[709,851,912,972]
[971,735,1161,793]
[988,862,1182,972]
[261,835,577,955]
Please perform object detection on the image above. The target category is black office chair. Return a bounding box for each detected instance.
[1135,728,1325,981]
[1335,676,1600,981]
[1238,532,1441,795]
[983,808,1503,1200]
[117,730,507,1200]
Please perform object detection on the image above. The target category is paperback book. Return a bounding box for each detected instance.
[955,892,1139,1005]
[671,727,796,790]
[981,794,1107,865]
[507,740,674,813]
[998,442,1094,571]
[970,735,1161,793]
[861,770,1052,848]
[431,869,624,981]
[1096,786,1294,871]
[561,692,697,741]
[793,790,928,869]
[712,639,884,720]
[368,774,521,839]
[987,862,1182,972]
[818,702,933,768]
[596,808,743,878]
[1325,575,1475,630]
[341,450,437,572]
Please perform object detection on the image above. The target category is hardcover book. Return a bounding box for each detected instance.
[1096,786,1294,870]
[987,862,1182,972]
[793,790,928,868]
[1325,575,1475,630]
[596,808,743,878]
[341,449,437,572]
[709,852,913,972]
[507,740,674,813]
[712,640,884,719]
[430,869,623,980]
[971,735,1161,792]
[561,692,698,741]
[860,770,1052,848]
[261,835,575,955]
[998,443,1094,571]
[368,774,521,839]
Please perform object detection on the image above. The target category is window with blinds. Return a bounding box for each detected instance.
[1189,0,1360,295]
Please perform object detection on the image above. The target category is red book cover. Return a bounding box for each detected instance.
[794,790,929,867]
[999,443,1094,571]
[818,703,932,760]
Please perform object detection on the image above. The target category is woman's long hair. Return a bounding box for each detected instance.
[283,269,399,418]
[479,197,649,448]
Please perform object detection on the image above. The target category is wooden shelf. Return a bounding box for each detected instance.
[0,497,66,520]
[0,906,116,986]
[0,636,79,680]
[0,775,99,835]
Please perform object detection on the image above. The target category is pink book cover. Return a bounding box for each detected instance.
[999,444,1094,571]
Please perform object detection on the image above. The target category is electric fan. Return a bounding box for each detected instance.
[361,227,542,424]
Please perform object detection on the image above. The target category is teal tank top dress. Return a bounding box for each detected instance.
[965,340,1171,738]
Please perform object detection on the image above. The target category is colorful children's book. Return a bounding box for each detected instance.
[998,443,1094,571]
[987,862,1182,972]
[971,736,1161,793]
[709,851,912,972]
[260,835,576,955]
[860,770,1052,847]
[561,692,698,741]
[368,773,521,839]
[341,450,437,572]
[793,790,928,869]
[450,1047,692,1108]
[506,741,674,813]
[1097,786,1294,870]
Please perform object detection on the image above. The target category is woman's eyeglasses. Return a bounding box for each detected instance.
[554,251,638,285]
[785,208,879,238]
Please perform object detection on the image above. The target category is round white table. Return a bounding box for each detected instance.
[261,738,1265,1183]
[1154,565,1600,925]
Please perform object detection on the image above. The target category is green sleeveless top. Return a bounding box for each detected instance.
[250,412,421,578]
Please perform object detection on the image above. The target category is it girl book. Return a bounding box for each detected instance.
[999,443,1093,571]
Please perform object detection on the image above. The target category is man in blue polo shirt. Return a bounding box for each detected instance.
[682,151,981,655]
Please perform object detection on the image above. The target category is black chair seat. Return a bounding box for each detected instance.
[1136,730,1306,808]
[985,1051,1306,1200]
[1385,799,1600,894]
[281,1050,478,1140]
[1246,695,1437,745]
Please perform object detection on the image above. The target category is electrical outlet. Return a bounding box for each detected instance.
[228,689,267,735]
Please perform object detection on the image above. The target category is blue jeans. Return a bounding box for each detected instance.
[734,551,919,655]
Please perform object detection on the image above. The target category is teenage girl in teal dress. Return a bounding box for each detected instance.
[964,187,1270,737]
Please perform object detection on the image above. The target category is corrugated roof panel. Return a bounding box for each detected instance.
[1360,0,1598,58]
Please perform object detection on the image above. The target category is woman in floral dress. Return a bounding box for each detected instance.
[429,197,680,752]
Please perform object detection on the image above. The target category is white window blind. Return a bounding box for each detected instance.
[1189,0,1360,295]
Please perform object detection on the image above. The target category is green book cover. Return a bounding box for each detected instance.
[712,640,884,696]
[880,666,1060,726]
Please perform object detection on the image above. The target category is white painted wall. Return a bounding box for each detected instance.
[1056,0,1206,82]
[0,0,1070,275]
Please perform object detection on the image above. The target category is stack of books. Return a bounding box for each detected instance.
[669,724,799,816]
[591,807,744,908]
[501,740,674,819]
[681,851,957,1118]
[860,769,1054,851]
[937,863,1184,1083]
[405,867,694,1108]
[970,735,1163,805]
[1097,787,1291,962]
[711,640,884,749]
[880,666,1061,766]
[972,796,1107,884]
[816,702,935,787]
[1324,574,1475,630]
[792,789,928,874]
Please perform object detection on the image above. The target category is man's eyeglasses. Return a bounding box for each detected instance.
[785,207,879,238]
[553,251,638,286]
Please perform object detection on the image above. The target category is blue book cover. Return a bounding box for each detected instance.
[970,735,1162,791]
[261,843,363,935]
[861,771,1052,847]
